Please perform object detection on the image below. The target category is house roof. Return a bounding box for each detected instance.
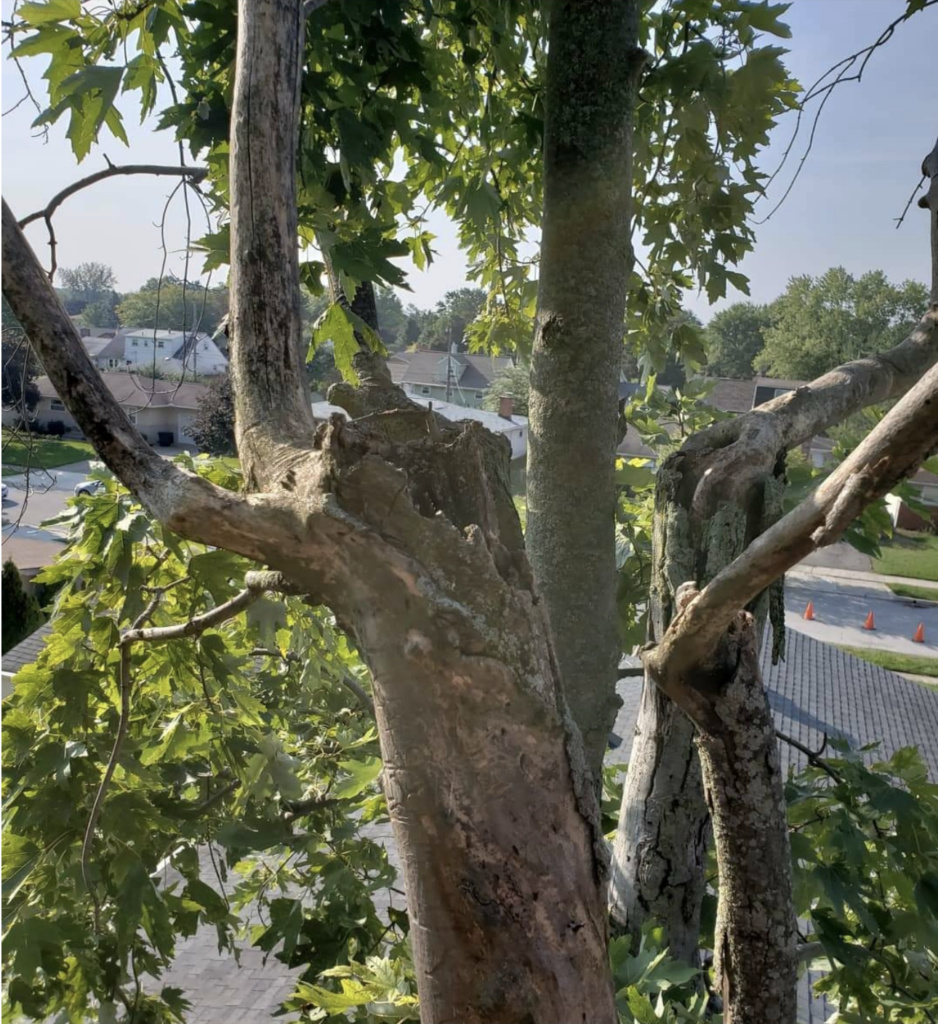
[410,397,527,432]
[37,373,209,411]
[616,424,656,460]
[755,375,808,391]
[95,329,130,362]
[80,337,113,358]
[702,377,756,413]
[612,628,938,778]
[1,621,52,677]
[1,534,67,574]
[169,332,213,361]
[388,350,512,392]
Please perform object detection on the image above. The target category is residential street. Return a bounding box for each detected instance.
[785,569,937,657]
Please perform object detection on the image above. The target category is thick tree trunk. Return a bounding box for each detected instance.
[611,282,938,956]
[696,616,797,1024]
[609,687,707,962]
[526,0,646,775]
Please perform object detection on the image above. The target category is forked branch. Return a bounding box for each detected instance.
[648,360,938,705]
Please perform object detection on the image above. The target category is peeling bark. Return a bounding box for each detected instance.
[526,0,646,775]
[696,612,796,1024]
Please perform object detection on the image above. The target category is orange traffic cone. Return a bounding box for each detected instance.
[863,610,875,631]
[803,601,815,621]
[913,622,925,643]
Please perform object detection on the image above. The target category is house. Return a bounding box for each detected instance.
[92,328,228,377]
[34,373,209,448]
[310,396,529,460]
[411,396,529,460]
[388,350,513,408]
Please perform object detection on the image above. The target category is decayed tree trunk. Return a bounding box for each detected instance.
[612,245,938,969]
[526,0,646,774]
[636,337,938,1021]
[695,612,796,1023]
[610,455,784,958]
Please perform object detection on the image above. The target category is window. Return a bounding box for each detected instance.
[127,408,138,424]
[131,338,139,347]
[475,391,484,400]
[157,340,165,349]
[420,386,431,395]
[51,399,64,411]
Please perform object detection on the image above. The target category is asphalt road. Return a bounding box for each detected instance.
[785,572,937,657]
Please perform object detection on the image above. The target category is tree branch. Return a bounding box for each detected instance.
[1,199,296,565]
[686,306,938,518]
[647,361,938,702]
[122,585,266,644]
[18,163,207,231]
[159,779,241,820]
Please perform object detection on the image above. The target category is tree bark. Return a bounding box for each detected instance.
[4,1,625,1019]
[611,299,938,958]
[526,0,646,775]
[695,612,796,1024]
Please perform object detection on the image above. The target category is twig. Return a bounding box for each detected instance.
[895,173,926,230]
[159,779,240,820]
[756,1,938,223]
[18,164,208,230]
[775,730,841,782]
[340,673,376,719]
[81,640,133,931]
[79,572,273,929]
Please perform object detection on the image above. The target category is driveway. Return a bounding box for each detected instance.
[798,541,872,573]
[785,571,937,657]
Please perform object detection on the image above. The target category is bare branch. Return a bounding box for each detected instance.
[686,306,938,518]
[340,673,376,719]
[18,163,208,231]
[776,731,841,783]
[649,361,938,699]
[122,585,266,645]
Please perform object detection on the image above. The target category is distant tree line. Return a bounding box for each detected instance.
[704,268,928,381]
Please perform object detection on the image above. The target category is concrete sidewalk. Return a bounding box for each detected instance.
[791,564,938,593]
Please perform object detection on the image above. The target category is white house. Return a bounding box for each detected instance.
[411,396,528,460]
[310,396,528,460]
[34,373,209,448]
[94,328,227,377]
[387,351,514,409]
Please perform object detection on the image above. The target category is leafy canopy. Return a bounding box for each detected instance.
[757,268,929,380]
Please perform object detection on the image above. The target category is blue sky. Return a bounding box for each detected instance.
[1,0,934,320]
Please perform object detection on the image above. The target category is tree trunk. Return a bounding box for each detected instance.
[610,453,783,957]
[611,278,938,956]
[526,0,646,775]
[609,686,708,963]
[696,615,797,1024]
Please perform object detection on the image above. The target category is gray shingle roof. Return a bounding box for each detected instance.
[37,372,208,410]
[388,351,512,391]
[1,621,52,676]
[613,627,938,776]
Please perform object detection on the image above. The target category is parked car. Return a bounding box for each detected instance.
[1,482,8,501]
[74,479,105,497]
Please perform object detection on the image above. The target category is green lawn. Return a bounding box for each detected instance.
[888,582,938,603]
[2,431,97,474]
[839,645,938,680]
[872,530,938,582]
